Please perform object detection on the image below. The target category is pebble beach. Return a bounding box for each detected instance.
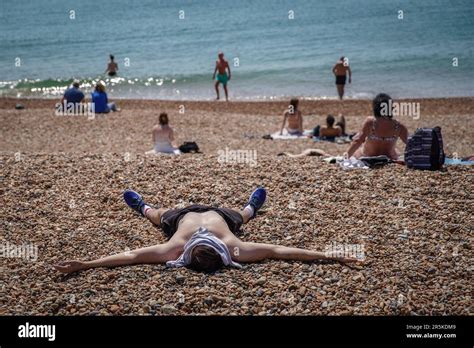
[0,97,472,315]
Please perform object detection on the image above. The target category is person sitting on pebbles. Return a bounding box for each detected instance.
[280,94,409,160]
[53,188,359,274]
[145,112,180,155]
[280,98,303,135]
[345,93,408,160]
[91,81,119,114]
[312,114,346,141]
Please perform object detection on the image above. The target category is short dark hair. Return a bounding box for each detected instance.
[159,112,169,125]
[373,93,393,118]
[110,54,114,61]
[188,245,224,273]
[326,114,335,127]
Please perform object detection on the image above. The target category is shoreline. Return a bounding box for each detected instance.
[2,96,474,117]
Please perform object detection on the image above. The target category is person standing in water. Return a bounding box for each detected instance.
[105,55,118,77]
[212,51,231,101]
[332,56,352,100]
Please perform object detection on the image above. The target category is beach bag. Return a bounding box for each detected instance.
[179,141,200,153]
[405,127,445,170]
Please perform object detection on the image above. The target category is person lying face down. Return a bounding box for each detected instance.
[345,93,409,160]
[53,188,360,274]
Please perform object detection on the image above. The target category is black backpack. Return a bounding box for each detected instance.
[405,127,445,170]
[179,141,200,153]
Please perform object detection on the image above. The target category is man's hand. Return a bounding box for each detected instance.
[325,251,362,264]
[53,261,86,274]
[337,255,361,263]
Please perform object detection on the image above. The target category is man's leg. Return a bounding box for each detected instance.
[123,190,170,227]
[144,207,169,226]
[336,114,346,135]
[337,85,344,100]
[239,187,266,223]
[215,81,220,100]
[238,208,252,224]
[223,83,229,101]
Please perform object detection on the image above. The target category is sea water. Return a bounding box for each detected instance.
[1,0,473,100]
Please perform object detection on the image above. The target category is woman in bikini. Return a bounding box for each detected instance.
[346,93,408,160]
[280,94,408,160]
[280,98,303,135]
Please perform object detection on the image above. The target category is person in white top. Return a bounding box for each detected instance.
[146,112,180,155]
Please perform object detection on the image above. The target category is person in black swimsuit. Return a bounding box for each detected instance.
[332,56,352,100]
[105,55,118,77]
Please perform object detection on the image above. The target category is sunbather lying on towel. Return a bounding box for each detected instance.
[53,188,359,274]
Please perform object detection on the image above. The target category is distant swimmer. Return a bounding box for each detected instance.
[105,54,118,77]
[332,56,352,100]
[212,51,231,101]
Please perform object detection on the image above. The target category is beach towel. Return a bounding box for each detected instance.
[166,227,242,269]
[265,129,312,140]
[444,158,474,166]
[313,136,352,144]
[338,157,370,170]
[338,155,395,169]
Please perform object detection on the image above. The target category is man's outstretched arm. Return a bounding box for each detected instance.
[232,242,360,264]
[53,242,182,274]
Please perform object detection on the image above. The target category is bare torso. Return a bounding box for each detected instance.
[361,118,401,159]
[153,125,173,144]
[333,62,348,76]
[285,111,302,130]
[108,62,118,73]
[320,126,341,137]
[168,211,240,254]
[216,59,229,74]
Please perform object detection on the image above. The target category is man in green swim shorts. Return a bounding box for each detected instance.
[212,51,231,101]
